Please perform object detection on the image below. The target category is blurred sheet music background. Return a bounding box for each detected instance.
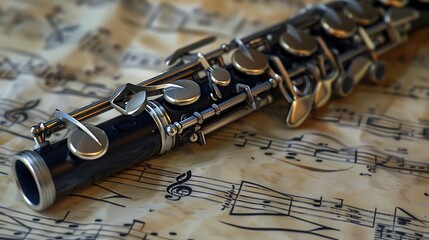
[0,0,428,239]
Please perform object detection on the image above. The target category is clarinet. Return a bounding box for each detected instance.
[11,0,429,211]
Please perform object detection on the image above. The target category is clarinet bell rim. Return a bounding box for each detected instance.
[11,150,56,211]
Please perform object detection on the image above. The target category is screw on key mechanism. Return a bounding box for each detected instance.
[197,52,231,100]
[163,36,230,101]
[110,83,183,116]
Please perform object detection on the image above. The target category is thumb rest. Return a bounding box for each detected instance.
[11,0,427,211]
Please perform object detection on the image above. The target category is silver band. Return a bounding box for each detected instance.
[11,150,56,211]
[145,101,175,154]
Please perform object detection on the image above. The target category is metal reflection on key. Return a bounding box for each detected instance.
[163,80,201,106]
[67,126,109,161]
[280,25,317,57]
[232,48,268,75]
[55,110,109,160]
[319,5,357,38]
[342,0,379,26]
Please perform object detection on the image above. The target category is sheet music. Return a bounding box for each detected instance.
[0,0,428,239]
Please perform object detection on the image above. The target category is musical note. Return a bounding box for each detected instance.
[392,207,426,229]
[0,57,20,80]
[0,47,50,79]
[36,64,73,87]
[44,6,81,49]
[313,109,429,141]
[212,128,429,178]
[0,205,171,239]
[313,197,323,207]
[334,198,343,208]
[121,0,305,37]
[221,185,236,211]
[165,170,193,201]
[359,172,372,177]
[55,211,70,223]
[76,0,117,7]
[119,220,146,237]
[120,51,164,70]
[367,164,377,173]
[260,140,272,150]
[79,28,123,66]
[0,211,32,239]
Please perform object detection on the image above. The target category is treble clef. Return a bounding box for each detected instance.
[165,170,192,201]
[1,99,41,127]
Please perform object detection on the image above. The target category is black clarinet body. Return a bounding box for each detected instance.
[14,111,161,210]
[11,0,429,211]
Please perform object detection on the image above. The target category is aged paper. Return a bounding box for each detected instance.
[0,0,428,239]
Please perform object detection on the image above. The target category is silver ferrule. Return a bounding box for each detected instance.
[145,101,175,154]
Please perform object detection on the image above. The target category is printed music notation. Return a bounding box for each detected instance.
[356,82,429,100]
[0,0,427,239]
[1,157,426,239]
[165,170,193,201]
[0,206,179,240]
[224,181,428,240]
[312,109,429,141]
[0,98,48,140]
[44,6,81,50]
[79,28,165,72]
[121,1,258,38]
[120,0,323,37]
[210,127,429,179]
[0,47,50,80]
[0,146,15,176]
[0,47,115,99]
[69,163,428,239]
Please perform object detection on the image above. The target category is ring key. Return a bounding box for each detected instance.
[306,63,329,108]
[331,50,355,98]
[196,52,231,100]
[268,56,314,128]
[277,25,333,109]
[337,5,387,85]
[312,37,341,108]
[110,83,183,116]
